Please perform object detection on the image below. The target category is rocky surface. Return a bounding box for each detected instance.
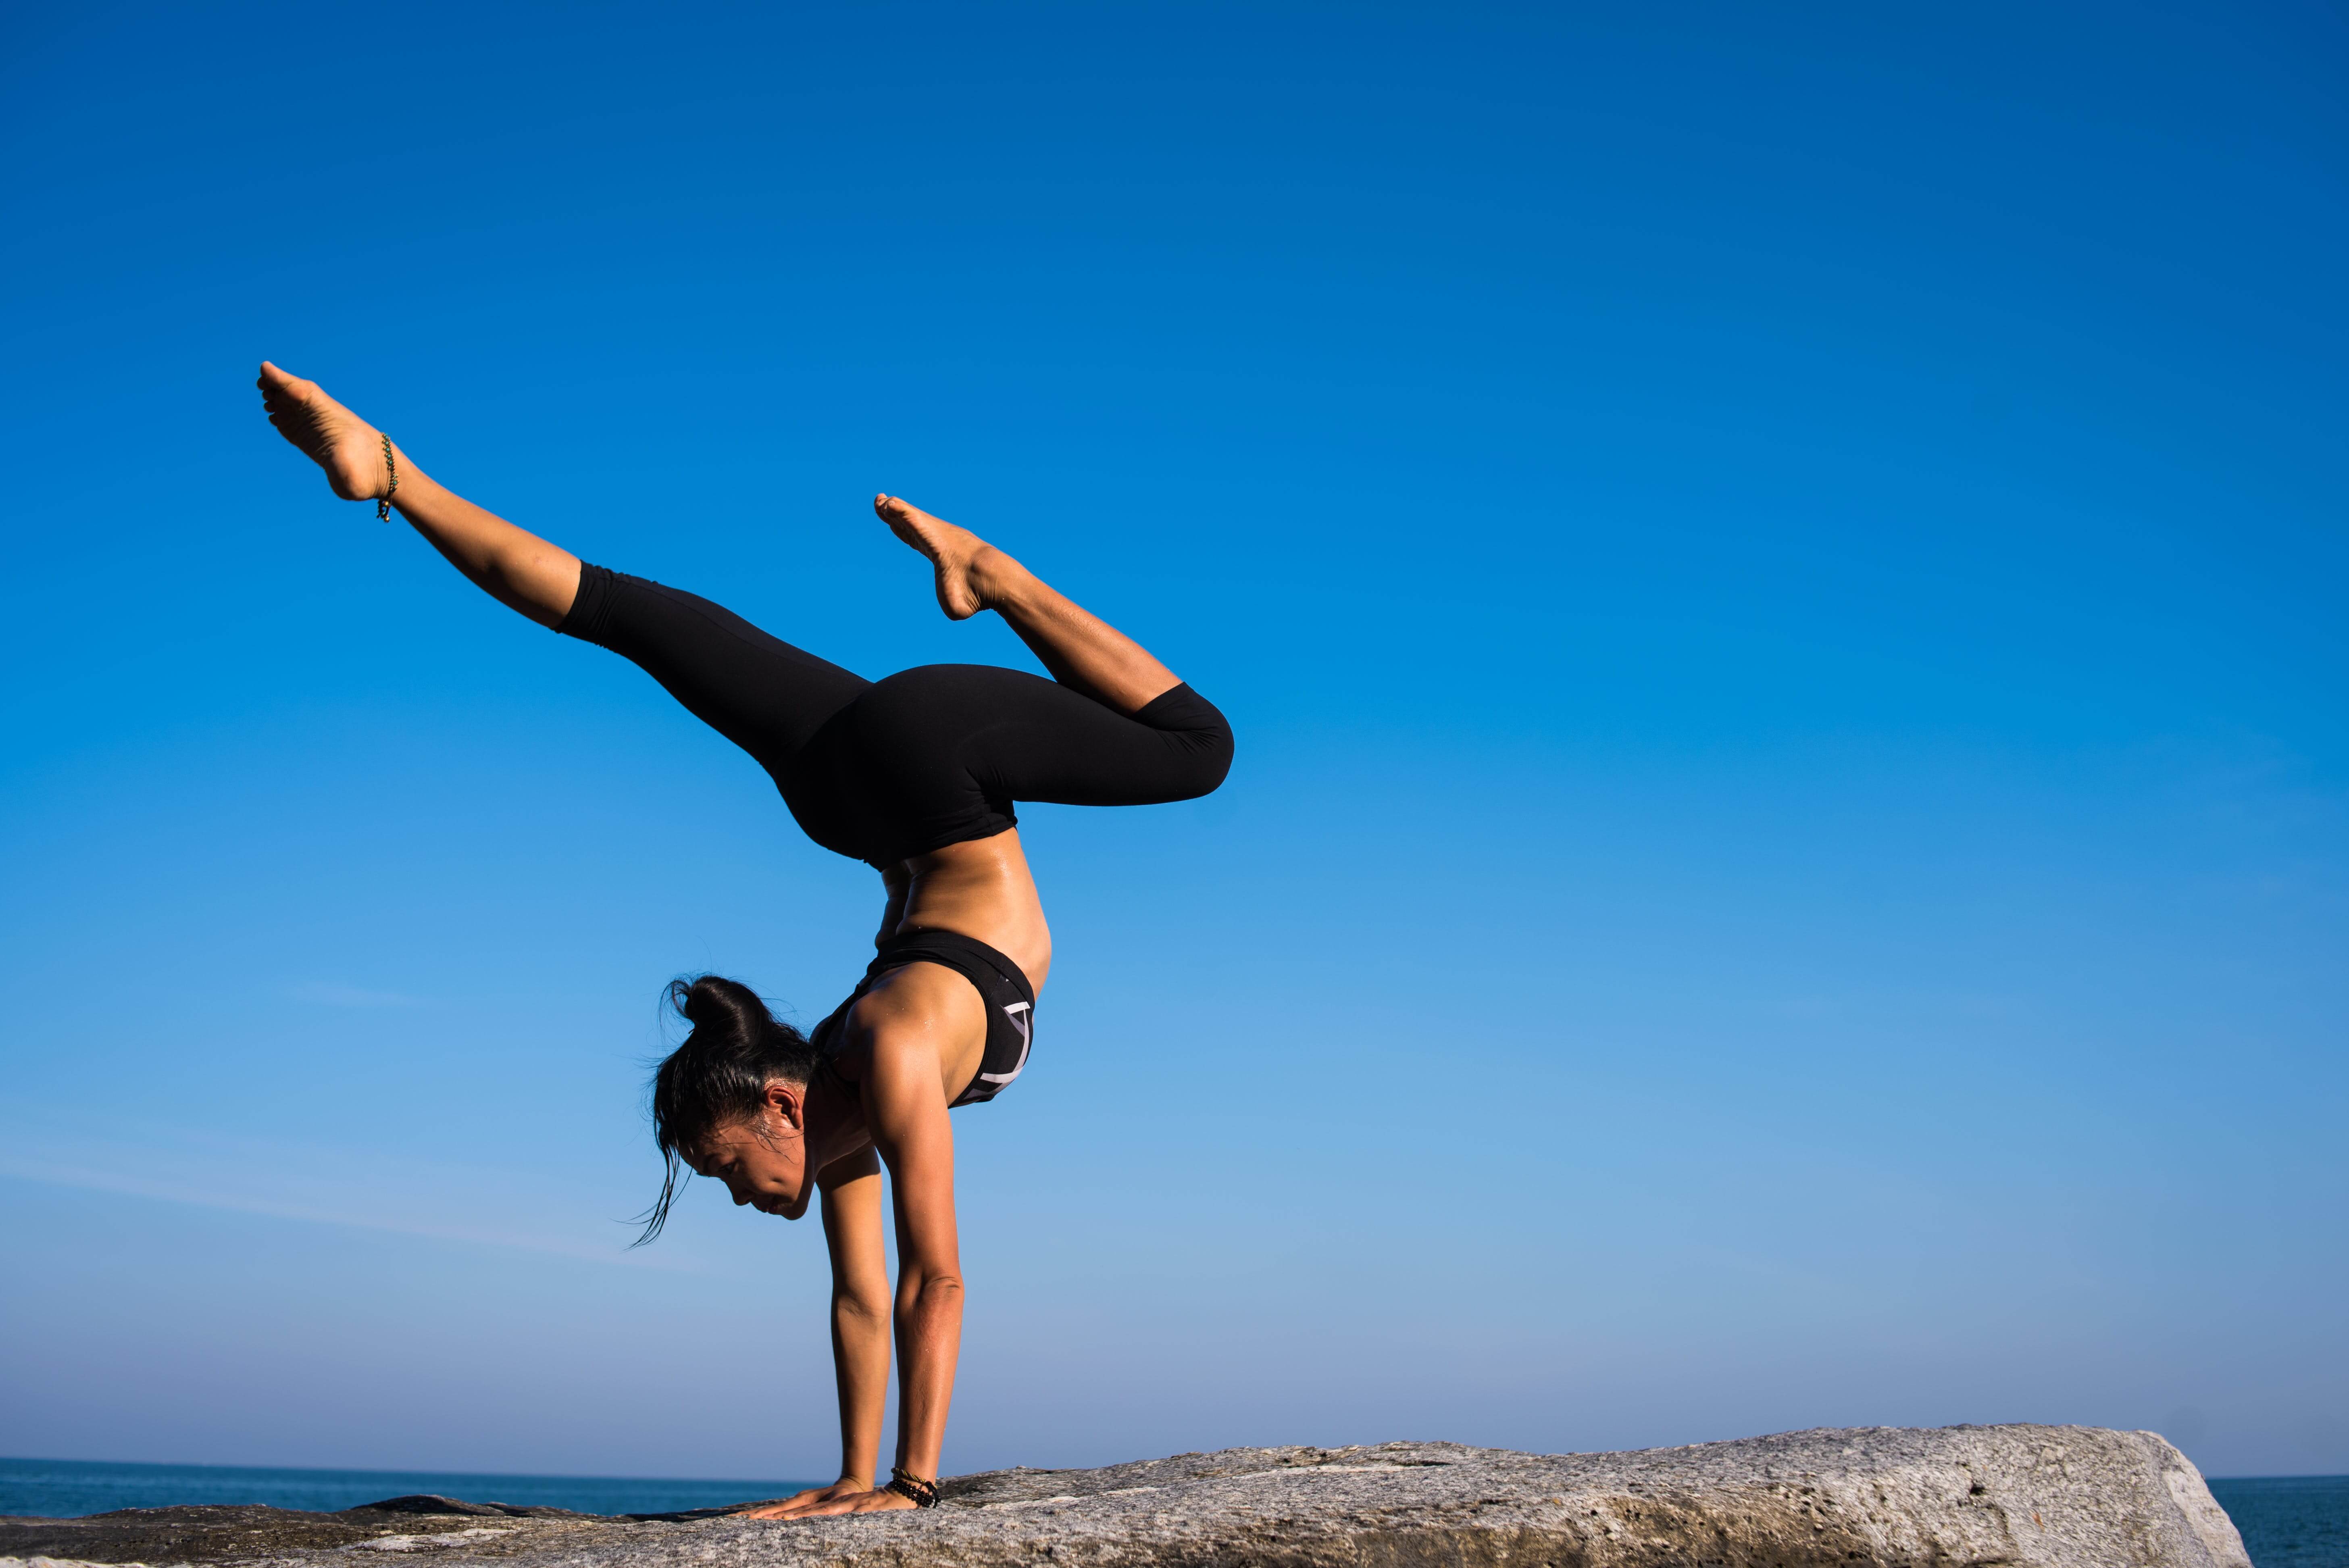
[0,1424,2249,1568]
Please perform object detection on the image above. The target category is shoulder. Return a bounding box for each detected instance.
[845,964,987,1128]
[848,961,986,1046]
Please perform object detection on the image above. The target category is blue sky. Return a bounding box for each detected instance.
[2,0,2343,1485]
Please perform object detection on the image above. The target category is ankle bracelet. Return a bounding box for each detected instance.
[377,434,398,521]
[885,1468,940,1508]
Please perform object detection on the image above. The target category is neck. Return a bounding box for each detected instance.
[797,1065,868,1180]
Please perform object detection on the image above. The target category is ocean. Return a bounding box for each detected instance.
[2207,1477,2349,1568]
[3,1458,2343,1564]
[0,1457,820,1521]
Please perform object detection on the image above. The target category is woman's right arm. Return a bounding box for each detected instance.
[819,1149,892,1490]
[734,1149,890,1519]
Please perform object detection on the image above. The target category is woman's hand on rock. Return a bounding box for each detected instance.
[733,1481,918,1520]
[732,1479,881,1519]
[763,1485,918,1518]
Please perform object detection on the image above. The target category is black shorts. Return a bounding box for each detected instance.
[808,929,1036,1108]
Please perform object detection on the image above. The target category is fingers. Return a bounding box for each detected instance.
[731,1483,851,1520]
[732,1490,812,1519]
[734,1489,915,1522]
[742,1500,838,1520]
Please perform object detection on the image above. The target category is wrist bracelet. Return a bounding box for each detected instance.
[886,1468,941,1508]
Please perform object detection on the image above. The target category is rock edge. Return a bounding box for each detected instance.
[0,1423,2251,1568]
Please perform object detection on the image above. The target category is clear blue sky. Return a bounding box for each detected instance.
[2,0,2343,1485]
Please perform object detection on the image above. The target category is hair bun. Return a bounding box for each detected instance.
[670,974,748,1031]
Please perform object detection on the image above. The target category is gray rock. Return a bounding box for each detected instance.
[0,1424,2250,1568]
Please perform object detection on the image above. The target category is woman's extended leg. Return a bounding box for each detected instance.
[874,496,1181,715]
[256,362,581,626]
[257,364,876,859]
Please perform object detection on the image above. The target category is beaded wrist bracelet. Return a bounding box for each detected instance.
[885,1468,941,1508]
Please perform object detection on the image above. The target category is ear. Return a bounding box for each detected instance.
[762,1078,806,1131]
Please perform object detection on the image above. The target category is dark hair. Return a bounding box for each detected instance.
[635,975,819,1245]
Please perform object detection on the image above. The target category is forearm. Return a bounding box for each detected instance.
[891,1271,964,1479]
[386,457,581,628]
[829,1294,891,1486]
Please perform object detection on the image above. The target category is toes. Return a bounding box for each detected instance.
[259,366,321,404]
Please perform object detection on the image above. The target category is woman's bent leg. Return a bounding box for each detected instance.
[874,496,1183,715]
[958,669,1231,807]
[846,665,1232,860]
[858,496,1232,855]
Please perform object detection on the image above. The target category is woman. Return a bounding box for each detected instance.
[255,363,1233,1519]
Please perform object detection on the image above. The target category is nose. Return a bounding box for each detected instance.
[730,1188,752,1206]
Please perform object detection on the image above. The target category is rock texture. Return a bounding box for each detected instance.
[0,1424,2249,1568]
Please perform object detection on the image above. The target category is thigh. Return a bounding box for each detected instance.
[559,564,871,769]
[843,665,1231,853]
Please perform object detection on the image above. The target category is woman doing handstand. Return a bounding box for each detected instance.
[255,363,1233,1520]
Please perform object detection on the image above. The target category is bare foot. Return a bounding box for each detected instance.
[256,362,396,503]
[873,494,1016,621]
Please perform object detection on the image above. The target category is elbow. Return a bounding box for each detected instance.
[898,1271,964,1311]
[833,1289,890,1325]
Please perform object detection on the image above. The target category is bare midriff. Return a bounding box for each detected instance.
[881,827,1052,993]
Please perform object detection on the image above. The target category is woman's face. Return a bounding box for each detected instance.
[690,1093,810,1219]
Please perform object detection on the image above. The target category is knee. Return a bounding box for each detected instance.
[1167,711,1234,799]
[1136,685,1233,798]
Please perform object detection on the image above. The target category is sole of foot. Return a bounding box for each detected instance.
[257,361,392,503]
[874,494,1007,621]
